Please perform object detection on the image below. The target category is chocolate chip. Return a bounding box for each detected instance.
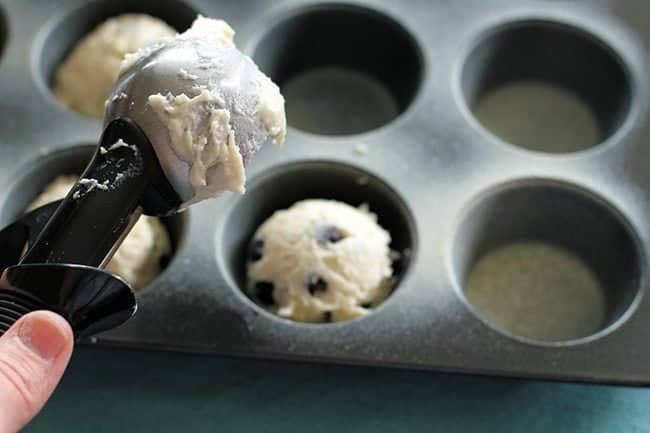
[360,302,372,309]
[158,254,171,269]
[391,256,403,276]
[254,281,275,306]
[316,225,345,244]
[305,274,327,295]
[323,312,332,322]
[247,239,264,262]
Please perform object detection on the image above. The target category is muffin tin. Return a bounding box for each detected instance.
[1,0,649,385]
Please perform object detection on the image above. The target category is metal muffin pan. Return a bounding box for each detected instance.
[1,0,649,385]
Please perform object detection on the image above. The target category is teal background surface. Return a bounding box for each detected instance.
[25,346,650,432]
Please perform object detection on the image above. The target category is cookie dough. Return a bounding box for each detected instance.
[27,175,172,290]
[466,242,606,341]
[114,16,285,207]
[246,199,394,323]
[53,14,176,118]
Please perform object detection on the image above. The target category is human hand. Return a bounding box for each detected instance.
[0,311,73,432]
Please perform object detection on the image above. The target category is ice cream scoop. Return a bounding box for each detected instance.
[106,15,285,207]
[0,16,285,337]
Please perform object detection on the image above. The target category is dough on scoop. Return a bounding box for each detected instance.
[53,14,176,117]
[115,15,286,206]
[27,175,172,290]
[246,199,394,323]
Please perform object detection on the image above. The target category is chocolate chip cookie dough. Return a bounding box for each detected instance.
[246,199,395,323]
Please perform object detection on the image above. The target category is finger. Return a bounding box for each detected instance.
[0,311,73,433]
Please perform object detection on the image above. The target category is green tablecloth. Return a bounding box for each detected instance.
[24,347,650,432]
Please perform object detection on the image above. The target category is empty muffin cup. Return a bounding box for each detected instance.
[461,20,632,153]
[0,146,187,292]
[451,180,642,343]
[221,161,416,323]
[253,5,423,135]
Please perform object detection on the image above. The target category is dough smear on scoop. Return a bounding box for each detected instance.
[112,16,286,207]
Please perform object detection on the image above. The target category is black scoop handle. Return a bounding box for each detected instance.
[0,203,137,338]
[0,118,181,337]
[0,264,136,338]
[21,118,181,267]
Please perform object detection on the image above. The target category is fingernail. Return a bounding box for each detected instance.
[18,312,70,360]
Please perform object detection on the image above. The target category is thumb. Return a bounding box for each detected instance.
[0,311,73,433]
